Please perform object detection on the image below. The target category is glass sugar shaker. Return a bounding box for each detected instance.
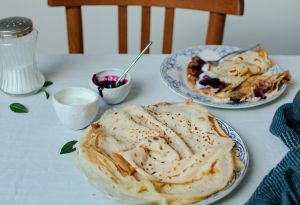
[0,16,45,96]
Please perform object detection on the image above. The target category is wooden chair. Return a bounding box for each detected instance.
[48,0,244,54]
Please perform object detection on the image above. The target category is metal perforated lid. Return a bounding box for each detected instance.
[0,16,33,38]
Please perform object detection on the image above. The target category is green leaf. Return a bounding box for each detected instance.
[10,103,28,113]
[37,87,45,94]
[60,140,78,154]
[43,81,53,88]
[45,90,50,99]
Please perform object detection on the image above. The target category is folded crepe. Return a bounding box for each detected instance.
[78,100,242,205]
[186,47,291,103]
[208,47,273,91]
[214,70,291,102]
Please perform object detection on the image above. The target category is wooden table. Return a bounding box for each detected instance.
[1,54,299,205]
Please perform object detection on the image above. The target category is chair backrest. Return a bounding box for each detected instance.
[48,0,244,54]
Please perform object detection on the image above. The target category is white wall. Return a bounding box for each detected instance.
[1,0,300,54]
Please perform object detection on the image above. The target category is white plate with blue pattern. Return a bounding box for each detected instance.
[197,117,249,205]
[160,45,287,109]
[102,117,249,204]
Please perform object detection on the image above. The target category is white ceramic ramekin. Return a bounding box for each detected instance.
[53,87,99,130]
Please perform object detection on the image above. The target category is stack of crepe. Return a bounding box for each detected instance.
[78,100,243,205]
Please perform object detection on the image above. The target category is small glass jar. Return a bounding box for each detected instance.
[0,17,45,96]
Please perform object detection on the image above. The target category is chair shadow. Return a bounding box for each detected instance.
[124,81,142,102]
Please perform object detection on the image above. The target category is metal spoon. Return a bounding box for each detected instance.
[115,41,153,86]
[206,44,260,67]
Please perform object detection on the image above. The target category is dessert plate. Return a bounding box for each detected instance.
[107,117,249,205]
[160,45,287,109]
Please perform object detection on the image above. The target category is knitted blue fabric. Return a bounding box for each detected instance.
[246,91,300,205]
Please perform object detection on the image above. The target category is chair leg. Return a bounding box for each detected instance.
[162,7,175,54]
[118,5,128,54]
[206,12,226,45]
[66,6,84,53]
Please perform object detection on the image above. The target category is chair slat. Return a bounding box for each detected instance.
[162,8,174,54]
[206,12,226,45]
[141,6,151,54]
[118,5,128,53]
[66,6,84,53]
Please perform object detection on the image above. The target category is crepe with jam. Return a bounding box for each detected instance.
[186,47,291,103]
[78,100,243,205]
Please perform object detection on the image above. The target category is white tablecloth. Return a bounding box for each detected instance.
[1,54,299,205]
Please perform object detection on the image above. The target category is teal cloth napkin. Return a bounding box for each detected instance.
[246,91,300,205]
